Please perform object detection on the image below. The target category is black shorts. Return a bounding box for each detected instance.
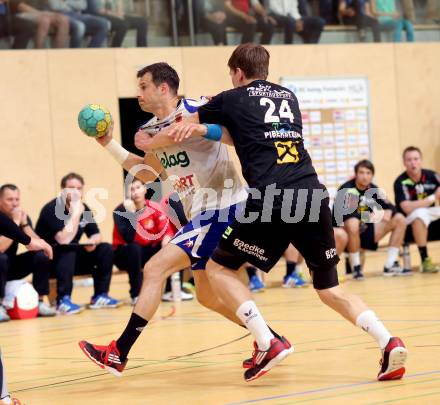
[211,196,339,290]
[360,222,377,250]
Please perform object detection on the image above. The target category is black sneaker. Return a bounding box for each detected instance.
[353,265,364,280]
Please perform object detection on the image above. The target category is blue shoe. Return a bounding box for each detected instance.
[89,293,122,309]
[249,275,265,292]
[282,273,307,288]
[57,295,82,315]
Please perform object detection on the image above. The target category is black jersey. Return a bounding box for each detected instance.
[394,169,440,213]
[198,80,318,192]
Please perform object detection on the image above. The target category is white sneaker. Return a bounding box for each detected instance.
[131,296,138,306]
[38,301,56,317]
[0,305,10,322]
[162,291,194,302]
[181,290,194,301]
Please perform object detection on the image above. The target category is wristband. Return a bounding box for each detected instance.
[203,124,222,142]
[105,139,129,165]
[428,194,436,203]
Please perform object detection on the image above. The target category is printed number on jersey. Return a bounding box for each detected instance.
[260,98,294,123]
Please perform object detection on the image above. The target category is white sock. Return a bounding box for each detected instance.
[349,252,361,268]
[385,247,400,269]
[236,301,274,350]
[356,310,392,349]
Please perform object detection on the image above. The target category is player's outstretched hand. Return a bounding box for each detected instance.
[26,238,53,260]
[168,122,207,143]
[96,123,114,147]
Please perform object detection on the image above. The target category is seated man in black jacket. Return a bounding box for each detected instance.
[36,172,120,315]
[334,160,408,279]
[0,184,55,321]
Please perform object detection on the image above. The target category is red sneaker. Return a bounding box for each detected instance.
[244,337,291,382]
[377,337,407,381]
[78,340,127,377]
[243,336,293,369]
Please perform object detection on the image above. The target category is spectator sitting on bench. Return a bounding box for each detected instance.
[267,0,325,44]
[36,172,121,315]
[87,0,148,47]
[197,0,227,45]
[371,0,414,42]
[225,0,275,44]
[339,0,381,42]
[394,146,440,273]
[0,0,36,48]
[334,159,408,280]
[10,0,70,48]
[0,184,56,322]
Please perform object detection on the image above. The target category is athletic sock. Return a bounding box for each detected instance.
[418,246,428,262]
[349,252,361,269]
[240,324,282,341]
[285,261,297,277]
[236,301,274,351]
[385,247,400,269]
[356,310,392,350]
[246,265,258,279]
[116,313,148,360]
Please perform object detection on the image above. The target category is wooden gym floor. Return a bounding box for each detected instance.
[2,242,440,405]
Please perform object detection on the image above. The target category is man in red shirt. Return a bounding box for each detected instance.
[225,0,275,44]
[113,179,187,304]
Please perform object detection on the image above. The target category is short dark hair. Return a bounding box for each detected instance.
[137,62,180,95]
[228,43,270,80]
[0,184,18,197]
[61,172,84,188]
[402,146,422,159]
[354,159,375,175]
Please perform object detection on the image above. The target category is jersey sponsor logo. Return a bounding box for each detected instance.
[265,123,302,140]
[325,248,337,260]
[159,151,190,169]
[222,226,233,239]
[275,141,300,164]
[246,83,292,99]
[233,239,268,261]
[171,174,196,194]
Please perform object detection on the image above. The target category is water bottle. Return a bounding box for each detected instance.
[171,272,181,302]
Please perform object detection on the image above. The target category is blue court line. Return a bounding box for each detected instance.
[224,370,440,405]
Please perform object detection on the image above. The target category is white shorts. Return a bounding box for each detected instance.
[406,206,440,227]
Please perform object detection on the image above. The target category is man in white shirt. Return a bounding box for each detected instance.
[267,0,325,43]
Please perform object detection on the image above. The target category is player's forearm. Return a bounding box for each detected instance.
[0,236,14,254]
[400,198,434,215]
[55,213,82,244]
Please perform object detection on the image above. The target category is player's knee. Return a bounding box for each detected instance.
[394,213,406,228]
[195,288,217,310]
[344,218,359,234]
[142,258,167,283]
[316,286,343,306]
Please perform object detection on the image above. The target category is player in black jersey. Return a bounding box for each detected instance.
[394,146,440,273]
[167,43,407,382]
[0,211,52,405]
[334,160,408,279]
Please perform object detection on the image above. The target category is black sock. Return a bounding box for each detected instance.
[285,261,297,277]
[418,246,428,261]
[246,265,258,279]
[116,313,148,360]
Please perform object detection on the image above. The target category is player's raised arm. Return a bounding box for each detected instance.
[165,113,234,146]
[96,124,164,183]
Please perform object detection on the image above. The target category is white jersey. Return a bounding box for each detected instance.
[140,98,247,220]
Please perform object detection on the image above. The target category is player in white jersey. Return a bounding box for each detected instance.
[79,62,289,376]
